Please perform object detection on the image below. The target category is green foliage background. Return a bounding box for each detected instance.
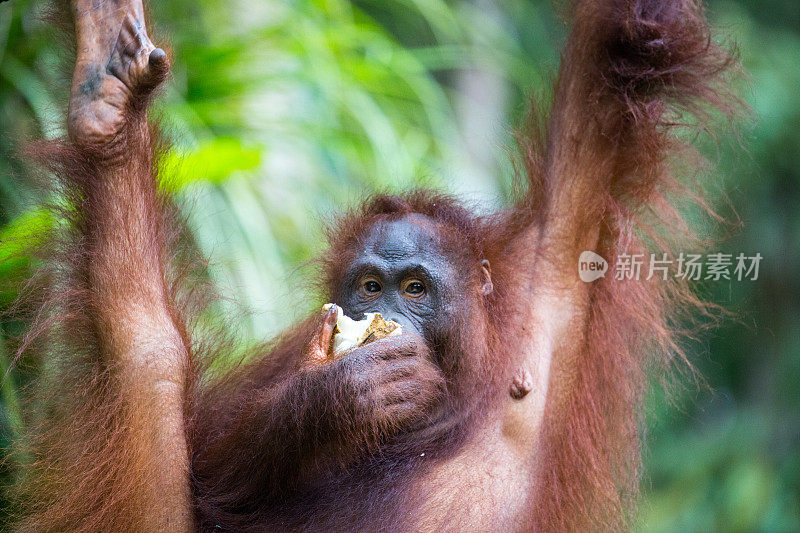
[0,0,798,530]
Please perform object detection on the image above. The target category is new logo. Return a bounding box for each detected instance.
[578,251,607,282]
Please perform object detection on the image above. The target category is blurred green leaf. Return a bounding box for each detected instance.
[0,208,51,272]
[159,137,262,193]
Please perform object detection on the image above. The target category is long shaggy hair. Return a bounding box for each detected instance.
[6,0,741,531]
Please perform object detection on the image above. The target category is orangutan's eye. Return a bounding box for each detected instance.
[363,280,382,294]
[403,280,425,297]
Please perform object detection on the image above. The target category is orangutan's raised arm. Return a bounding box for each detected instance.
[500,0,739,529]
[16,0,192,530]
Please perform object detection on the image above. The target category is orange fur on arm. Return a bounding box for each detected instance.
[508,0,742,530]
[11,3,194,530]
[14,120,194,533]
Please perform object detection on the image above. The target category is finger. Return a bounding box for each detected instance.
[319,305,338,354]
[149,48,169,74]
[377,335,428,359]
[382,379,426,404]
[138,44,171,93]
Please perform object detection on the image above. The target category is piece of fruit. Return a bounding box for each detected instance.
[322,303,402,357]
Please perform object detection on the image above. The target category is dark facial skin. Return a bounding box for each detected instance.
[277,216,461,475]
[336,214,462,341]
[282,213,483,456]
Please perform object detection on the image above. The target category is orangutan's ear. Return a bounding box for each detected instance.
[480,259,493,296]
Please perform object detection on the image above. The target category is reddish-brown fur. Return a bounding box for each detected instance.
[528,1,739,529]
[8,0,740,531]
[189,193,508,530]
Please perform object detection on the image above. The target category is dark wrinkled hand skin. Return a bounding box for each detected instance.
[68,0,169,152]
[299,307,446,434]
[336,334,445,433]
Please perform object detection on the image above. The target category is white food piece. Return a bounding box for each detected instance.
[322,303,402,355]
